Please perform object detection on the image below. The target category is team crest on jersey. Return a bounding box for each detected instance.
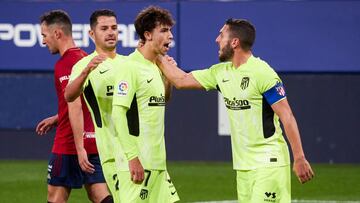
[139,189,148,200]
[117,81,128,96]
[240,77,250,90]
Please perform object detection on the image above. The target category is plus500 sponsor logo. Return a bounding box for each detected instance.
[0,23,140,48]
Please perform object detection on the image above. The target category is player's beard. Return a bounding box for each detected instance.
[219,42,234,62]
[103,42,116,52]
[104,45,116,52]
[103,37,117,51]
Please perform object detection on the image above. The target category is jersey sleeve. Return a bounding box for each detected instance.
[191,65,218,91]
[69,59,89,88]
[55,61,72,92]
[257,66,287,105]
[112,61,138,108]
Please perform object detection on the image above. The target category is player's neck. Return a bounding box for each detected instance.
[138,44,158,63]
[95,47,117,59]
[59,39,76,56]
[232,51,252,68]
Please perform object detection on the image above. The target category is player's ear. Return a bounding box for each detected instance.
[89,29,95,41]
[144,31,152,41]
[54,29,61,40]
[231,38,240,49]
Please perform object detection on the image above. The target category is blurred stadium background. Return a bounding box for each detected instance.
[0,0,359,202]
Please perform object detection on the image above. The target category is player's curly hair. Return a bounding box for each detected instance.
[225,18,256,51]
[40,10,72,36]
[135,6,175,42]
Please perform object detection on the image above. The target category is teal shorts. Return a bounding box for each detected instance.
[117,170,179,203]
[236,165,291,203]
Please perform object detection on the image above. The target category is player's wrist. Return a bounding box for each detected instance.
[294,154,305,162]
[76,146,86,153]
[127,154,138,162]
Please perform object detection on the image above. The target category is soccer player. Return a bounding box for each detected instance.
[64,9,126,202]
[111,6,179,203]
[36,10,111,203]
[158,19,314,202]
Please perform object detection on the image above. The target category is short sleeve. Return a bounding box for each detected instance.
[112,61,138,109]
[257,67,286,105]
[191,65,218,91]
[257,66,282,93]
[54,61,71,91]
[69,59,89,88]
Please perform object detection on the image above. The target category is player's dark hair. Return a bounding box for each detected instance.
[225,18,255,51]
[135,6,175,41]
[40,10,72,36]
[90,9,117,30]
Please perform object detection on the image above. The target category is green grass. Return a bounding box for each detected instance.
[0,160,359,202]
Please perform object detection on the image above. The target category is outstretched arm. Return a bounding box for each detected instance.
[272,99,314,184]
[65,55,107,102]
[158,55,204,90]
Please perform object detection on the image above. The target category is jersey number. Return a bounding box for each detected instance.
[144,169,151,187]
[112,174,119,191]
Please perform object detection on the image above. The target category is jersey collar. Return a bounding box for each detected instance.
[130,49,156,66]
[232,55,255,70]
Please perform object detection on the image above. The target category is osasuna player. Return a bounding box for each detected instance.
[111,6,179,203]
[65,9,126,202]
[159,19,314,202]
[36,10,111,203]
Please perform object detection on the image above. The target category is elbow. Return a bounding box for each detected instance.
[64,88,75,102]
[279,111,296,127]
[174,82,185,90]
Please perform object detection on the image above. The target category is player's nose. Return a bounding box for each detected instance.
[168,31,173,40]
[215,35,220,44]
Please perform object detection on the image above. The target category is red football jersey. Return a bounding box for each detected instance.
[52,47,97,154]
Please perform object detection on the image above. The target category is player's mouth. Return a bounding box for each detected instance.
[105,38,116,42]
[163,42,171,51]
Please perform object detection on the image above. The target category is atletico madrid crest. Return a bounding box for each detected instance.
[240,77,250,90]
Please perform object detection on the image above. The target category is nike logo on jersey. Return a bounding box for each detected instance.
[99,69,110,74]
[147,78,153,83]
[222,79,230,83]
[171,191,177,195]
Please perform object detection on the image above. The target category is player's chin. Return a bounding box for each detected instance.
[161,48,170,55]
[105,44,116,51]
[106,40,117,46]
